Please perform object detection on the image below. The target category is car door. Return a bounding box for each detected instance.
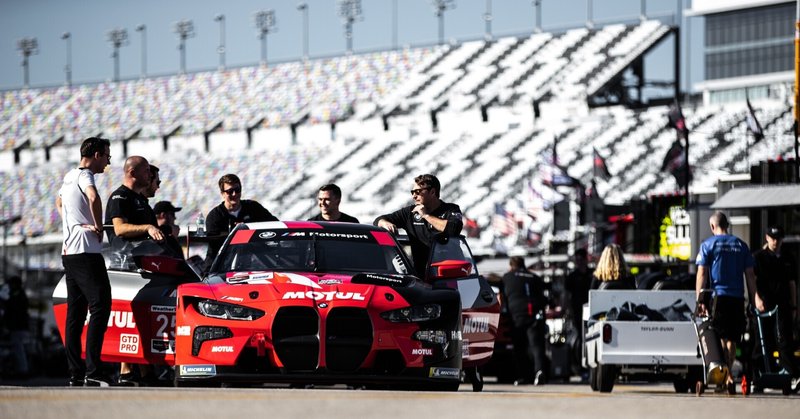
[425,235,500,368]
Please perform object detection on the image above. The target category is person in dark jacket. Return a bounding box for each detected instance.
[752,226,798,380]
[204,174,278,271]
[1,276,29,376]
[501,256,547,385]
[374,174,463,277]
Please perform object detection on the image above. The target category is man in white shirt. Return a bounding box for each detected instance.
[56,137,113,387]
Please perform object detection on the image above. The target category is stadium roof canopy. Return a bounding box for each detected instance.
[710,184,800,209]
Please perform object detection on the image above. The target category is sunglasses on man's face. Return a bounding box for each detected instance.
[223,186,242,196]
[410,187,431,196]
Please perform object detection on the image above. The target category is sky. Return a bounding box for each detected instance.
[0,0,702,91]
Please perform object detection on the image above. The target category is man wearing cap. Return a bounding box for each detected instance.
[753,226,798,382]
[154,201,181,238]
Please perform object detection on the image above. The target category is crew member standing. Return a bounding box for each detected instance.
[753,226,798,381]
[374,174,463,277]
[502,256,548,386]
[204,174,278,271]
[307,184,359,223]
[55,137,113,387]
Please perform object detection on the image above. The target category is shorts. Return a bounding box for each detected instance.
[711,295,745,341]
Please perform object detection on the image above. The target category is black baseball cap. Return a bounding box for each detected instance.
[153,201,182,214]
[766,226,784,239]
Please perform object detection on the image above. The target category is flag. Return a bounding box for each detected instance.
[492,203,518,237]
[592,147,612,180]
[661,139,692,189]
[539,153,582,187]
[745,98,764,143]
[667,102,689,138]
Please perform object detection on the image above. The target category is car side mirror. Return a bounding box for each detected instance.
[429,259,472,280]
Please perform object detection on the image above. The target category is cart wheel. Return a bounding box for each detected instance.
[673,377,690,393]
[465,367,484,392]
[695,381,704,397]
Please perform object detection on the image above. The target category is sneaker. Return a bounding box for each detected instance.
[85,374,114,387]
[791,376,800,393]
[533,370,547,386]
[68,376,84,387]
[117,372,140,387]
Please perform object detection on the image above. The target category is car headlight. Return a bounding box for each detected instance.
[195,300,265,321]
[380,304,441,323]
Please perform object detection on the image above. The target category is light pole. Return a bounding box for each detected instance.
[337,0,363,54]
[107,28,128,82]
[297,2,309,60]
[136,24,147,78]
[532,0,542,33]
[254,10,277,66]
[587,0,594,29]
[484,0,492,40]
[431,0,455,46]
[392,0,398,50]
[16,37,38,88]
[173,19,195,74]
[215,14,226,70]
[61,32,72,87]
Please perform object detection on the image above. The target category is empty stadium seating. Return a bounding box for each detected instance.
[1,19,796,264]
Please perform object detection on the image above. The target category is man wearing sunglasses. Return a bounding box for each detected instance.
[203,174,278,271]
[374,174,463,277]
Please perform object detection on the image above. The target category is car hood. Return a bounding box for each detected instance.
[202,271,417,304]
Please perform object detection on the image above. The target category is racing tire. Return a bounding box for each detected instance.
[596,363,616,393]
[589,366,599,391]
[782,384,792,396]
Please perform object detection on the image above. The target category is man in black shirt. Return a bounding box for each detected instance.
[753,226,798,380]
[307,184,359,223]
[502,256,547,385]
[374,174,463,277]
[105,157,164,386]
[204,174,278,271]
[105,156,164,254]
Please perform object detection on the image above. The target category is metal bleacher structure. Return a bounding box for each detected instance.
[0,19,796,262]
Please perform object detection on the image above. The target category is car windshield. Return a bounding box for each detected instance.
[214,233,411,275]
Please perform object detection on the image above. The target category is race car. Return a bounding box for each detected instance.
[52,221,499,390]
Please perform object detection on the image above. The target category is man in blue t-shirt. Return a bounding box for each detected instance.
[695,211,764,393]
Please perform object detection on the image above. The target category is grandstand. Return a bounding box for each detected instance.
[1,17,796,267]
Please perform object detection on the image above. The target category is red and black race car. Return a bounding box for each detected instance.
[52,221,499,390]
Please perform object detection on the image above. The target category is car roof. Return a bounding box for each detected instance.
[244,220,384,233]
